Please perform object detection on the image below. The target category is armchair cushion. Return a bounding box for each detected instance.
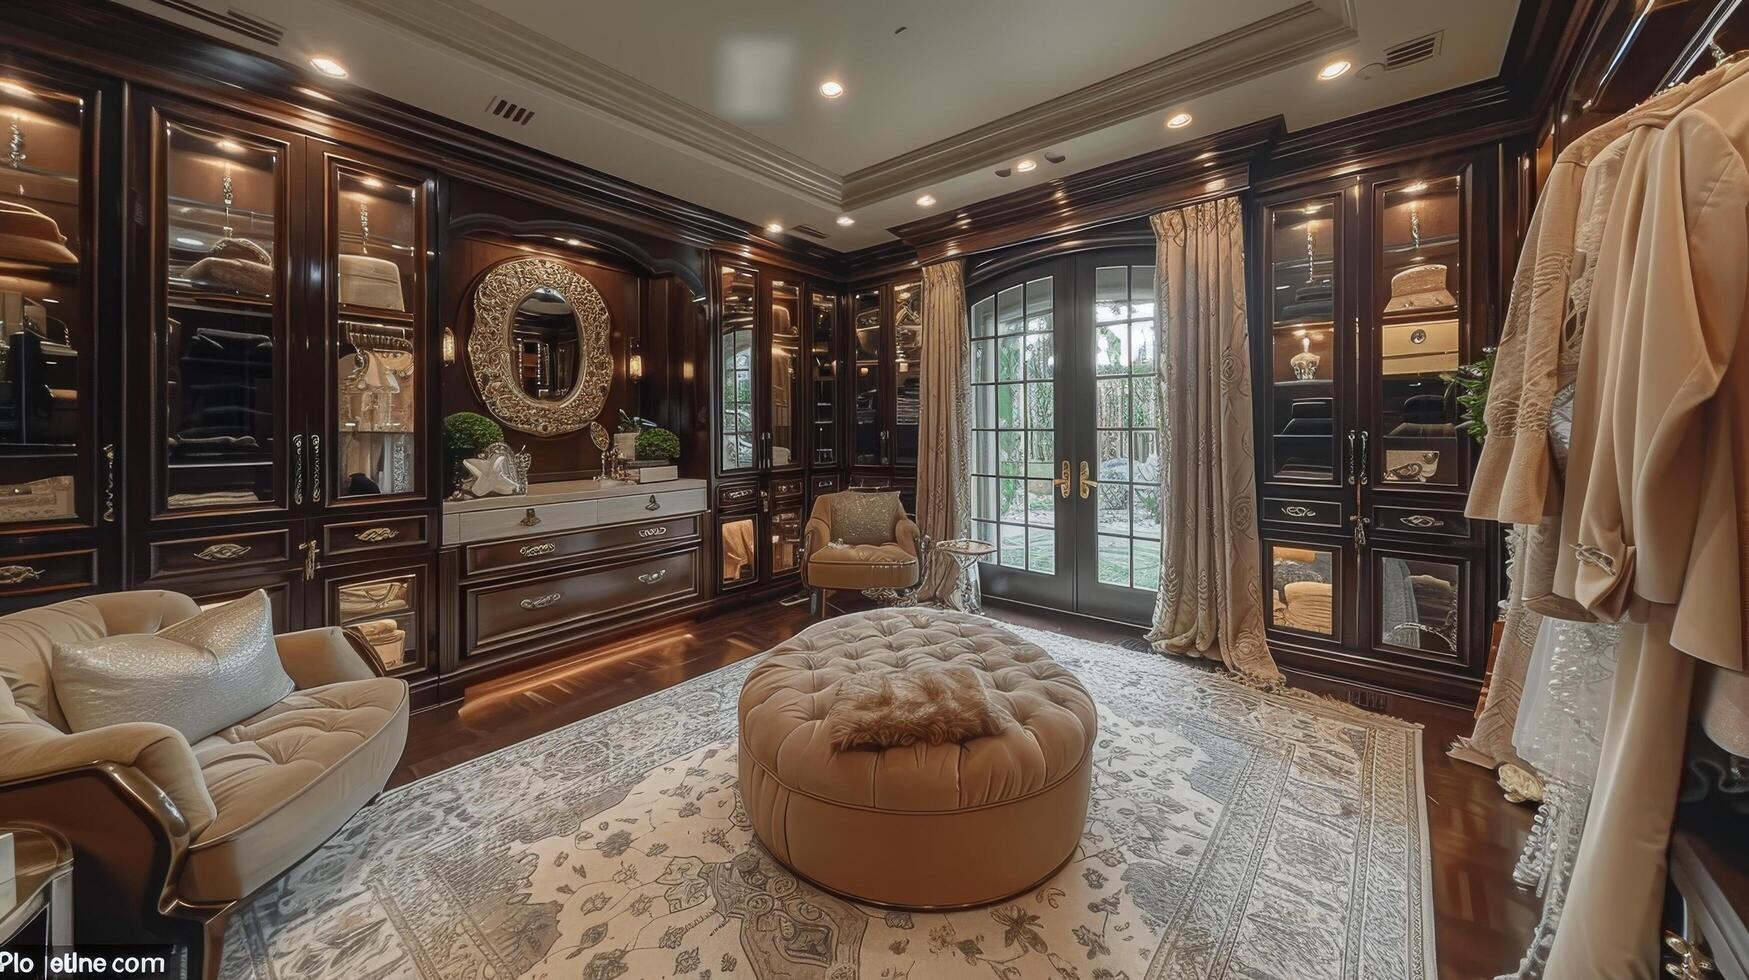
[806,543,919,590]
[182,676,407,903]
[274,626,382,688]
[51,591,293,743]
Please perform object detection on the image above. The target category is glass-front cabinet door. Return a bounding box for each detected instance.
[891,279,922,468]
[808,290,838,467]
[0,73,91,532]
[768,277,802,471]
[152,109,295,517]
[322,559,431,676]
[850,288,884,465]
[320,150,428,506]
[718,264,757,473]
[719,512,759,589]
[1261,192,1345,486]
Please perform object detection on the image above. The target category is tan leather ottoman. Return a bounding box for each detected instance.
[738,607,1097,909]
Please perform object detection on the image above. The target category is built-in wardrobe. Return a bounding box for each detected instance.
[845,275,925,510]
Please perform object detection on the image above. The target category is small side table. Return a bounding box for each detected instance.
[932,538,997,613]
[0,827,73,950]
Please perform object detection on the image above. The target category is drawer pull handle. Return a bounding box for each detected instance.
[519,508,542,527]
[638,526,669,538]
[638,568,668,584]
[1402,514,1445,529]
[726,489,752,501]
[0,565,45,586]
[645,495,660,511]
[519,542,557,557]
[195,543,253,562]
[355,526,400,543]
[520,592,562,610]
[1282,505,1317,519]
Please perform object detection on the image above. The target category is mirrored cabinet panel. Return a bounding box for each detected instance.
[809,291,838,467]
[328,161,424,502]
[719,265,756,472]
[1269,542,1338,638]
[720,514,757,588]
[1374,173,1463,489]
[330,568,425,673]
[158,117,285,513]
[1376,553,1461,658]
[1263,194,1341,484]
[892,279,921,467]
[770,503,800,577]
[0,75,86,529]
[851,288,883,465]
[768,278,801,470]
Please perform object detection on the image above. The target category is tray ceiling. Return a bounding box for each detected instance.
[121,0,1523,249]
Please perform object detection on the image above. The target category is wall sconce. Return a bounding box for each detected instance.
[628,351,644,382]
[440,327,457,365]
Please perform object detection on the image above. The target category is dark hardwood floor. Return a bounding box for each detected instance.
[395,597,1541,980]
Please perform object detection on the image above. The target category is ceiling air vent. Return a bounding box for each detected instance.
[1383,31,1443,70]
[487,97,536,127]
[144,1,283,45]
[790,224,829,240]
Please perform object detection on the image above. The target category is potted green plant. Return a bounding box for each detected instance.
[634,427,680,463]
[442,411,504,493]
[615,409,652,458]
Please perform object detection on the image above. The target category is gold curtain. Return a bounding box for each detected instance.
[1144,198,1281,684]
[915,259,977,608]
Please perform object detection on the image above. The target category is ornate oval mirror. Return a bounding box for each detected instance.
[467,257,611,436]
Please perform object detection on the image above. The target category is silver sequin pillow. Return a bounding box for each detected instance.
[51,590,293,742]
[834,491,902,545]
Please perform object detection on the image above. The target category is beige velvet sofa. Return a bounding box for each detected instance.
[0,591,408,980]
[802,491,921,615]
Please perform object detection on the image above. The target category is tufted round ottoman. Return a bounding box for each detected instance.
[738,607,1097,909]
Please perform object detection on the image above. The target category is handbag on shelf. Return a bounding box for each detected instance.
[337,580,410,618]
[353,617,408,668]
[338,253,405,311]
[0,201,77,266]
[186,237,274,297]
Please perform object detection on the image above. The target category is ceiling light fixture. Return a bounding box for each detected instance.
[915,194,937,208]
[764,222,784,234]
[818,80,844,99]
[835,215,855,227]
[1318,59,1352,81]
[1015,158,1038,173]
[309,56,349,78]
[1166,112,1193,129]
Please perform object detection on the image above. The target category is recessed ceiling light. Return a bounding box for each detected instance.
[765,222,784,234]
[296,86,335,102]
[1166,112,1193,129]
[309,56,348,78]
[915,194,937,208]
[835,215,855,227]
[1015,158,1038,173]
[818,80,845,99]
[1318,59,1352,81]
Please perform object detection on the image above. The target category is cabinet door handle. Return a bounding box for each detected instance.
[1346,430,1357,486]
[195,543,252,562]
[638,525,669,538]
[638,568,668,584]
[297,539,320,581]
[0,565,45,586]
[1402,514,1444,529]
[1350,514,1370,550]
[1078,460,1099,500]
[102,443,116,523]
[293,435,305,505]
[1358,431,1369,486]
[518,541,556,557]
[645,494,660,511]
[310,434,323,503]
[1053,459,1072,498]
[520,592,562,610]
[355,526,400,543]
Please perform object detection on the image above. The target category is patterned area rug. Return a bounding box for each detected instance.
[222,616,1434,980]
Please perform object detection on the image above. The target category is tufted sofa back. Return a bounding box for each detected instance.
[0,590,201,731]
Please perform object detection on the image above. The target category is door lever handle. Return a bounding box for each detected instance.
[1078,460,1100,500]
[1052,460,1072,498]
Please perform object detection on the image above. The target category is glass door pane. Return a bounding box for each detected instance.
[1374,552,1461,657]
[770,503,801,576]
[850,289,884,464]
[718,266,756,471]
[1374,174,1463,488]
[0,77,86,528]
[720,514,758,587]
[1269,542,1339,638]
[892,280,922,467]
[331,163,421,500]
[808,291,837,467]
[1264,196,1341,483]
[160,119,284,512]
[332,568,424,674]
[768,278,801,469]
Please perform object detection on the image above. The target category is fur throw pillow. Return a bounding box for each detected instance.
[825,665,1014,750]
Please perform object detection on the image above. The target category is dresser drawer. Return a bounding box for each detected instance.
[772,477,805,501]
[323,514,431,557]
[1262,497,1341,528]
[0,549,96,597]
[718,484,759,510]
[464,515,702,577]
[1373,506,1471,538]
[599,487,706,525]
[455,499,598,543]
[467,547,700,650]
[149,527,293,577]
[811,474,841,496]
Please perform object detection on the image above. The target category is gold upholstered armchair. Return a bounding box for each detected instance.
[0,590,408,980]
[802,490,921,616]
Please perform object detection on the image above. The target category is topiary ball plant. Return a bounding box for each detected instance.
[634,427,680,462]
[443,411,505,490]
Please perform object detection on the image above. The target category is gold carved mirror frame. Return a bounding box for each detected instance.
[466,257,612,436]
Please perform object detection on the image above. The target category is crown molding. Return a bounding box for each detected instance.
[840,1,1356,210]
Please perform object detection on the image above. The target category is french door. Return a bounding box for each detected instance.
[969,249,1161,623]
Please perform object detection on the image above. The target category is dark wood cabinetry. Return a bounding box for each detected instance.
[1252,148,1498,704]
[846,276,924,511]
